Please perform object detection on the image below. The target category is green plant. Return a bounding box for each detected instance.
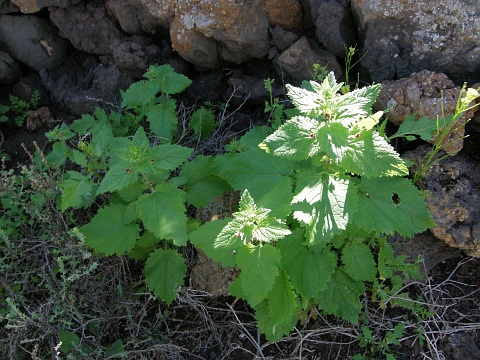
[46,65,435,345]
[7,90,41,127]
[355,322,405,360]
[190,73,434,341]
[342,45,366,94]
[388,86,479,183]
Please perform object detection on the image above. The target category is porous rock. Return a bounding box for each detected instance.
[170,0,270,70]
[0,15,69,71]
[309,0,355,57]
[269,26,299,52]
[404,145,480,259]
[0,50,22,84]
[375,70,478,156]
[265,0,303,30]
[351,0,480,83]
[9,0,82,13]
[274,36,343,85]
[49,0,123,56]
[106,0,165,35]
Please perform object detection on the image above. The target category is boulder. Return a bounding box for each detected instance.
[375,70,478,156]
[170,0,270,69]
[112,36,162,78]
[0,15,69,71]
[9,0,82,13]
[137,0,176,30]
[274,36,342,85]
[49,0,124,56]
[265,0,303,31]
[309,0,356,57]
[0,50,22,84]
[106,0,165,35]
[351,0,480,83]
[269,26,299,52]
[405,145,480,259]
[0,0,19,13]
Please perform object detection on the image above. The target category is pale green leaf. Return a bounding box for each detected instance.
[389,114,438,141]
[316,121,350,163]
[79,204,140,255]
[136,184,188,246]
[147,100,178,141]
[316,267,365,323]
[278,231,337,299]
[144,248,186,304]
[352,177,435,237]
[256,177,293,219]
[341,242,377,282]
[236,244,281,307]
[60,171,96,211]
[340,130,409,177]
[292,172,358,245]
[267,270,300,329]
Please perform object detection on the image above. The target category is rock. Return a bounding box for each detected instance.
[49,0,124,56]
[39,54,132,115]
[309,0,356,57]
[106,0,165,35]
[9,0,82,13]
[0,50,22,84]
[0,0,19,13]
[227,72,284,105]
[351,0,480,83]
[185,70,228,104]
[269,26,299,52]
[25,106,53,131]
[404,145,480,258]
[375,70,478,156]
[112,36,162,78]
[265,0,303,31]
[0,15,69,71]
[170,0,270,69]
[138,0,176,30]
[274,36,343,85]
[11,73,50,105]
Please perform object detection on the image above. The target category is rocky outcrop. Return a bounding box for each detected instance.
[0,50,21,84]
[9,0,82,13]
[405,145,480,258]
[375,70,478,156]
[351,0,480,83]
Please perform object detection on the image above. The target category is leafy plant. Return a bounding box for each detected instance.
[191,72,434,341]
[7,90,41,127]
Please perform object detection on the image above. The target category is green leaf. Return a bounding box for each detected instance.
[262,116,318,160]
[149,64,192,95]
[45,141,69,166]
[189,218,239,267]
[144,248,186,304]
[179,155,230,207]
[214,148,294,200]
[389,114,438,141]
[292,172,358,245]
[341,242,377,282]
[256,176,293,219]
[121,80,156,109]
[316,121,350,162]
[91,123,113,157]
[255,299,299,342]
[278,231,337,299]
[268,270,299,323]
[136,183,188,246]
[236,243,281,307]
[316,267,365,323]
[190,106,216,138]
[60,171,96,211]
[70,113,97,134]
[59,330,80,354]
[79,204,140,255]
[147,100,178,141]
[340,130,409,177]
[146,144,193,174]
[106,339,126,358]
[97,164,138,195]
[353,177,435,237]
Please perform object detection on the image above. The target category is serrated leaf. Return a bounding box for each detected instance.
[255,300,299,342]
[214,148,294,200]
[45,142,69,166]
[179,155,230,207]
[278,231,337,299]
[152,64,192,95]
[190,106,215,138]
[60,171,96,211]
[91,123,113,157]
[316,121,350,162]
[136,184,188,246]
[121,81,156,109]
[70,113,97,134]
[147,100,178,141]
[316,267,365,323]
[292,172,358,245]
[352,177,435,237]
[189,218,239,267]
[236,244,281,307]
[341,130,409,177]
[146,144,193,173]
[389,114,438,141]
[97,164,138,195]
[267,270,300,330]
[256,177,293,219]
[79,204,140,255]
[228,126,273,152]
[286,84,322,117]
[341,242,377,282]
[332,84,381,126]
[262,116,318,160]
[144,248,186,304]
